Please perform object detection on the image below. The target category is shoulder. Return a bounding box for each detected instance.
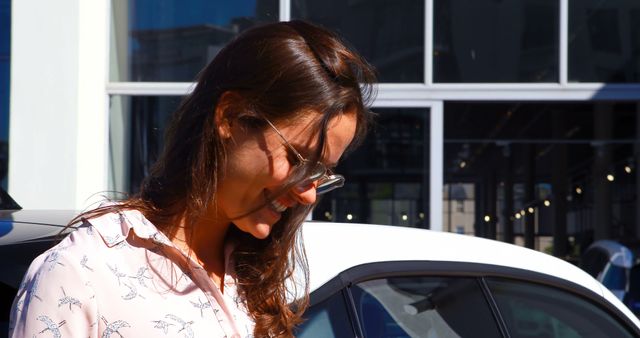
[10,234,99,337]
[20,231,96,291]
[16,214,124,298]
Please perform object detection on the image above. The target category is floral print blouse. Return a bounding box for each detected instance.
[9,208,255,337]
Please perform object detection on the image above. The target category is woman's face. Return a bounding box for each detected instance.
[215,109,358,239]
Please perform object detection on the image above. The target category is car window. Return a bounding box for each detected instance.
[296,291,355,338]
[351,277,502,338]
[486,278,636,338]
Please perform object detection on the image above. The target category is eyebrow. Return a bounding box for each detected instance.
[289,141,337,168]
[265,118,338,169]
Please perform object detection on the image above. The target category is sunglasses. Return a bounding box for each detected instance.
[264,118,345,195]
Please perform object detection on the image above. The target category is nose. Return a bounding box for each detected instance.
[292,181,317,205]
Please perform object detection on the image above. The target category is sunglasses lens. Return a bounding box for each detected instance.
[307,163,326,181]
[316,175,345,195]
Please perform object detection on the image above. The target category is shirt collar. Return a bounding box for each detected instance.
[86,205,237,279]
[87,207,164,248]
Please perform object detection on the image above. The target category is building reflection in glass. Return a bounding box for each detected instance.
[445,102,640,259]
[112,0,278,82]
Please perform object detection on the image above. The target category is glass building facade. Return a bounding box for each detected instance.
[4,0,633,260]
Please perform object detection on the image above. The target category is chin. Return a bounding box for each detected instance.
[233,207,280,239]
[250,223,273,239]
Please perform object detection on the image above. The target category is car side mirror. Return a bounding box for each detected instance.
[0,187,21,210]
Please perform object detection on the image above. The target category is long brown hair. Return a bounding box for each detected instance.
[74,20,376,337]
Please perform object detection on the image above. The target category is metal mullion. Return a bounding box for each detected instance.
[343,287,365,338]
[425,0,433,85]
[107,82,640,101]
[106,82,193,96]
[479,277,512,338]
[560,0,569,85]
[279,0,290,21]
[374,83,640,101]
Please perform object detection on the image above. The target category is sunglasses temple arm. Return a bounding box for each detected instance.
[264,118,306,162]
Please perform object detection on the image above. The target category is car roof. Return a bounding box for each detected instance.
[0,210,78,244]
[301,221,640,326]
[302,222,597,291]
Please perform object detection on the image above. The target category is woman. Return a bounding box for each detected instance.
[10,20,375,337]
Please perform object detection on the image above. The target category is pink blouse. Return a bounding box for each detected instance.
[9,209,255,337]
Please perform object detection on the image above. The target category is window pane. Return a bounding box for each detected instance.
[296,292,354,338]
[444,101,639,256]
[312,108,430,228]
[292,0,424,83]
[434,0,558,82]
[109,101,432,230]
[569,0,640,82]
[352,277,501,338]
[487,278,636,338]
[108,95,182,194]
[110,0,278,82]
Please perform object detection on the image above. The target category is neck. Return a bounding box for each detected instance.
[171,206,231,285]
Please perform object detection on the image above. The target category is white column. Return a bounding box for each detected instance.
[9,0,109,210]
[75,0,110,210]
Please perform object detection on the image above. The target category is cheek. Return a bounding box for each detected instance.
[226,149,292,190]
[270,158,294,183]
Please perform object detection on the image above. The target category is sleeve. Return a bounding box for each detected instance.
[9,244,98,338]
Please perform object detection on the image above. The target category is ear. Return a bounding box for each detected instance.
[215,91,243,139]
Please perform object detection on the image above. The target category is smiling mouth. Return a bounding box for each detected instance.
[269,199,287,213]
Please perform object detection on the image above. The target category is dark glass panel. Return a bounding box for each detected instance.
[292,0,424,83]
[434,0,558,82]
[313,108,430,228]
[114,0,278,82]
[444,102,639,258]
[111,102,430,229]
[569,0,640,82]
[108,96,182,194]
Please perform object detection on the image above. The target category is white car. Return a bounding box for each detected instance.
[1,211,640,337]
[298,222,640,337]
